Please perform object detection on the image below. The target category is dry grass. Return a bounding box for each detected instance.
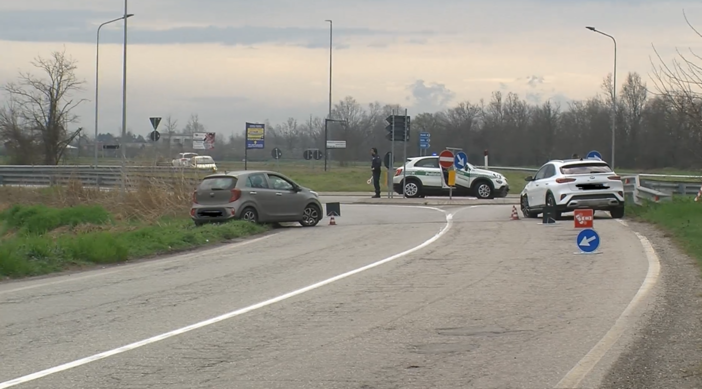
[0,176,195,222]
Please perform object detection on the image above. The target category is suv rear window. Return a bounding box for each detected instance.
[560,163,612,174]
[198,176,237,190]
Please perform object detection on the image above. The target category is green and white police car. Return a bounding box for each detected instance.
[392,156,509,199]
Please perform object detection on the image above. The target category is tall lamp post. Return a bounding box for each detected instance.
[120,0,130,194]
[586,26,617,169]
[325,19,333,170]
[94,13,134,167]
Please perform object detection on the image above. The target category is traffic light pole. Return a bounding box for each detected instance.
[390,110,395,198]
[402,108,408,199]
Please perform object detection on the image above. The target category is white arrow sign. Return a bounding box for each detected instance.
[457,155,465,166]
[579,235,596,246]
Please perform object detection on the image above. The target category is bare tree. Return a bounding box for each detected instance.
[183,114,205,134]
[0,50,86,164]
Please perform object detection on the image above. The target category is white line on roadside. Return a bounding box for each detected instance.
[554,219,661,388]
[0,206,462,388]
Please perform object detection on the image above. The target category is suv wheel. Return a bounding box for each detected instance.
[300,204,321,227]
[473,180,494,199]
[403,179,422,198]
[520,195,539,218]
[610,207,624,219]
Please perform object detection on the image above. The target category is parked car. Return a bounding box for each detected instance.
[190,170,323,227]
[172,152,199,167]
[190,155,218,171]
[519,158,625,219]
[392,156,509,199]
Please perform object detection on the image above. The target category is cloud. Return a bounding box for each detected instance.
[525,75,545,88]
[0,9,438,48]
[407,80,456,112]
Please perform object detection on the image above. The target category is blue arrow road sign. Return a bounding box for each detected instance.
[586,150,602,160]
[454,151,468,169]
[419,142,430,149]
[419,132,430,139]
[576,228,600,253]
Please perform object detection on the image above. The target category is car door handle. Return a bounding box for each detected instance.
[249,191,257,195]
[275,192,282,196]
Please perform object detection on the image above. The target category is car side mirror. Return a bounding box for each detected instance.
[524,176,534,182]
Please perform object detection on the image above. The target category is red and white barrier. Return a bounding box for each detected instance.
[695,185,702,202]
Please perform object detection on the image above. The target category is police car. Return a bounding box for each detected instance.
[392,156,509,199]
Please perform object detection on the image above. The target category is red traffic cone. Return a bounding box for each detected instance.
[329,215,336,225]
[510,205,520,220]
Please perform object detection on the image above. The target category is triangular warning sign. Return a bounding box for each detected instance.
[149,117,162,130]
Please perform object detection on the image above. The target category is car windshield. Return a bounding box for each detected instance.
[198,176,236,190]
[194,157,214,164]
[560,163,612,174]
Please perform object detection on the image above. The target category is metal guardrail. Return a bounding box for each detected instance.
[0,166,699,205]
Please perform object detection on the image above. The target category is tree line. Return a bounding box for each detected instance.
[2,41,702,169]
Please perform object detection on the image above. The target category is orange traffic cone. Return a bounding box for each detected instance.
[329,215,336,225]
[510,205,520,220]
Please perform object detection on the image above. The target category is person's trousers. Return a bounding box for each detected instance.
[372,170,381,195]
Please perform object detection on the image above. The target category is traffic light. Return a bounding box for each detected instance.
[385,115,410,142]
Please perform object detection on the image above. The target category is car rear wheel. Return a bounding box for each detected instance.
[300,204,321,227]
[610,207,624,219]
[240,207,258,223]
[403,179,422,198]
[545,192,561,220]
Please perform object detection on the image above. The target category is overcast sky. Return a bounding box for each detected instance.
[1,0,701,138]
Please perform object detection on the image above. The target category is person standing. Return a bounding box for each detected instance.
[370,147,381,198]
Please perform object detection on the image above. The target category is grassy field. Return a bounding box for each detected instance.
[0,183,268,279]
[627,197,702,265]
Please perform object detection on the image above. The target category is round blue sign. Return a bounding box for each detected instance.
[586,150,602,160]
[576,228,600,253]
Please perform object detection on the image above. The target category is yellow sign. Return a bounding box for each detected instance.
[246,128,264,140]
[448,170,456,186]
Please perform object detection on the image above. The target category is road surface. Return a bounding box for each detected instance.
[0,205,654,388]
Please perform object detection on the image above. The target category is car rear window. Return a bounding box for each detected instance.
[560,163,612,174]
[198,176,237,190]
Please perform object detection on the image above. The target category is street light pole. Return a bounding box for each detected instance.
[94,14,133,167]
[586,26,617,169]
[120,0,129,194]
[325,19,333,171]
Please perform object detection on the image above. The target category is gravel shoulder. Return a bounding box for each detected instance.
[598,220,702,389]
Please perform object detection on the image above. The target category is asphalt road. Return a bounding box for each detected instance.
[0,205,654,388]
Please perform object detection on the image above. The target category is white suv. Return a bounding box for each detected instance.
[393,156,509,199]
[520,158,625,219]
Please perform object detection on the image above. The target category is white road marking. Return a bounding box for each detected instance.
[554,220,661,388]
[0,204,443,296]
[0,206,458,388]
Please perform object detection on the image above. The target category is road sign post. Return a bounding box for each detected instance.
[574,209,594,228]
[576,228,601,254]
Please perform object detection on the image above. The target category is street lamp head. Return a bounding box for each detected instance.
[586,26,596,31]
[325,19,332,23]
[125,13,134,18]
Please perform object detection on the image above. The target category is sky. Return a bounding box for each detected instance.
[1,0,701,138]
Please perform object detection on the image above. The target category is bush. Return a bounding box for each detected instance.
[628,197,702,262]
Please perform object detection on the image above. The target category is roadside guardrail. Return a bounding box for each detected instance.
[0,165,699,205]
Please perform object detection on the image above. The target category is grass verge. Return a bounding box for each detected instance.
[626,197,702,264]
[0,184,269,279]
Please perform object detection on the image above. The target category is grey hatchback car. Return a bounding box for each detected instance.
[190,170,324,227]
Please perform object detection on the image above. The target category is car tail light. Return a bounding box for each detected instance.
[608,175,621,180]
[618,191,624,197]
[395,168,402,176]
[190,208,196,217]
[229,188,242,202]
[555,178,576,183]
[192,190,198,204]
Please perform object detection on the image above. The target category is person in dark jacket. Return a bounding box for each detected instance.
[370,147,381,198]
